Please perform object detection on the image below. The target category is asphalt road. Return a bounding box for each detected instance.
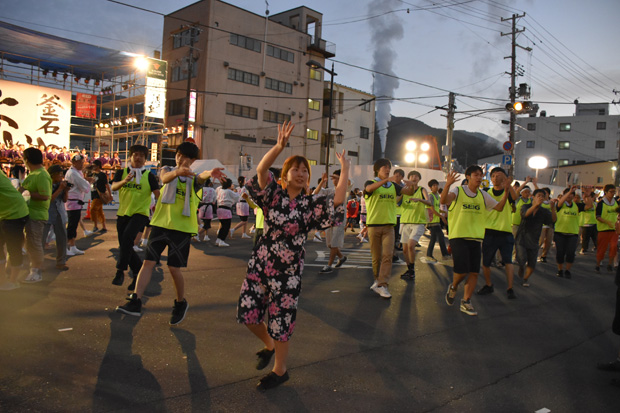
[1,217,620,412]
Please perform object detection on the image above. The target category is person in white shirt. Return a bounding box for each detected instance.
[64,155,93,256]
[215,178,240,247]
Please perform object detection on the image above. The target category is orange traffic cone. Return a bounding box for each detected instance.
[84,200,91,220]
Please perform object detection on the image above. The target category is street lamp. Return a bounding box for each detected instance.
[306,59,336,187]
[528,155,548,178]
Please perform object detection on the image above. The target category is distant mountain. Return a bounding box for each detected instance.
[373,116,502,170]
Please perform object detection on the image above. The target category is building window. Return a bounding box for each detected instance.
[226,103,258,119]
[307,159,317,165]
[266,45,294,63]
[310,69,321,81]
[597,122,607,130]
[595,140,605,148]
[599,109,606,115]
[360,126,370,140]
[560,123,571,132]
[558,159,569,166]
[308,99,320,111]
[526,140,535,148]
[597,177,604,184]
[230,33,261,53]
[168,98,185,117]
[527,123,536,131]
[265,78,293,94]
[263,110,291,124]
[306,129,318,140]
[348,150,359,157]
[173,29,198,49]
[558,141,570,150]
[361,101,371,112]
[228,68,259,86]
[171,61,197,82]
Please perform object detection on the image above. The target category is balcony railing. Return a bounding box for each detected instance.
[307,37,336,58]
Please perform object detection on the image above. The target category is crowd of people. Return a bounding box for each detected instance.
[2,121,620,390]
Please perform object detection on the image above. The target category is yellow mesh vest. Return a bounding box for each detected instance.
[401,187,428,224]
[117,169,152,217]
[448,187,486,240]
[365,179,397,226]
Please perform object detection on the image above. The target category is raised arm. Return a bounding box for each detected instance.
[440,171,459,206]
[334,150,350,206]
[257,121,295,190]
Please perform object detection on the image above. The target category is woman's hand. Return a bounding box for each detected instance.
[277,120,295,149]
[335,149,350,170]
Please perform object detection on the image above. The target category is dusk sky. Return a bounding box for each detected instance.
[2,0,619,143]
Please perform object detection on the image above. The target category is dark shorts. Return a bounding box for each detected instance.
[482,230,514,267]
[239,215,248,222]
[516,244,537,269]
[451,238,482,274]
[202,218,211,230]
[145,226,191,268]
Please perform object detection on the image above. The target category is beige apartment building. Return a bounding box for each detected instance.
[163,0,369,170]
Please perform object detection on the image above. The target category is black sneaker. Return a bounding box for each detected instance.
[99,228,107,234]
[477,284,494,295]
[445,284,457,306]
[607,265,614,272]
[256,348,275,370]
[112,270,124,286]
[507,288,517,299]
[127,277,137,291]
[170,299,189,325]
[400,269,412,279]
[557,270,564,278]
[257,371,289,391]
[115,293,142,316]
[335,256,347,268]
[564,270,571,279]
[319,265,333,274]
[539,256,547,263]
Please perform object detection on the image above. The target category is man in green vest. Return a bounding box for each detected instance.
[111,145,160,288]
[116,142,224,325]
[364,158,416,299]
[555,186,591,278]
[0,170,29,290]
[399,170,431,280]
[477,167,527,299]
[595,184,619,272]
[441,165,509,316]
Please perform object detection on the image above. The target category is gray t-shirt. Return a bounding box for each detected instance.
[516,203,553,249]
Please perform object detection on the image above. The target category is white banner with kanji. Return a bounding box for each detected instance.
[0,80,71,149]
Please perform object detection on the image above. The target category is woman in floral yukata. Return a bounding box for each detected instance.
[237,121,350,391]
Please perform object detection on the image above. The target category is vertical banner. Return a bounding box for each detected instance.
[76,93,97,119]
[145,58,167,119]
[189,90,196,122]
[0,79,70,148]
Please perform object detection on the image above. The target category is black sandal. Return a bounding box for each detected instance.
[255,348,275,370]
[257,371,289,391]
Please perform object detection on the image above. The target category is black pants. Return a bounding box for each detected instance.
[116,214,150,274]
[218,218,231,240]
[66,209,82,240]
[581,225,597,251]
[427,224,448,257]
[0,216,28,267]
[554,232,578,264]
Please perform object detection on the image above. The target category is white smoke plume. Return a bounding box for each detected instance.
[368,0,404,158]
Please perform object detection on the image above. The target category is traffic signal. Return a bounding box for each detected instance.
[505,101,533,114]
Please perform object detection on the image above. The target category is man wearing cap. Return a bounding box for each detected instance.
[65,154,93,256]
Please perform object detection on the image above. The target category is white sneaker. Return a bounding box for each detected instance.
[193,236,201,242]
[204,235,210,241]
[70,246,85,255]
[133,245,143,252]
[313,236,322,243]
[218,240,230,247]
[242,233,251,239]
[360,238,368,243]
[215,238,221,246]
[372,285,392,299]
[0,281,20,291]
[84,230,93,237]
[22,270,42,283]
[370,280,378,290]
[66,248,75,257]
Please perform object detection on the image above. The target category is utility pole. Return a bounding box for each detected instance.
[182,26,200,142]
[501,13,529,177]
[436,92,456,173]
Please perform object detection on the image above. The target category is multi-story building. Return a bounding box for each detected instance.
[514,102,620,179]
[163,0,367,170]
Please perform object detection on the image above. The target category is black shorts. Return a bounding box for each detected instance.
[451,238,482,274]
[239,215,248,222]
[145,226,191,268]
[202,218,211,229]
